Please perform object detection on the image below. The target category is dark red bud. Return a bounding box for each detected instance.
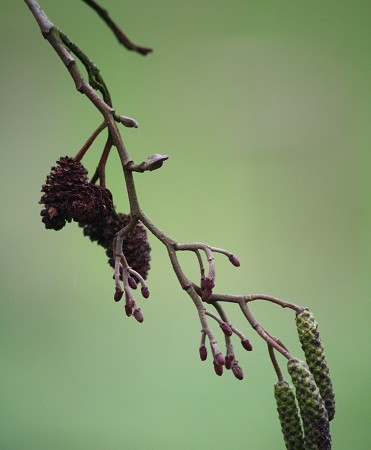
[220,322,233,336]
[213,361,223,376]
[215,352,225,366]
[114,288,123,302]
[133,308,144,323]
[228,255,240,267]
[124,304,133,317]
[128,277,137,289]
[141,286,150,298]
[199,345,207,361]
[202,289,212,301]
[231,361,244,380]
[241,339,253,351]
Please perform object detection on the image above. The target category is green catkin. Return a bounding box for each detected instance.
[296,310,335,421]
[274,381,305,450]
[288,358,331,450]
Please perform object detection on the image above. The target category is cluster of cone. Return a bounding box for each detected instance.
[40,156,151,279]
[274,310,335,449]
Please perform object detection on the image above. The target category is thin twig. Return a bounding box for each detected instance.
[82,0,153,55]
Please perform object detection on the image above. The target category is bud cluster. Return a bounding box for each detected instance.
[296,310,335,421]
[287,358,331,449]
[274,381,305,450]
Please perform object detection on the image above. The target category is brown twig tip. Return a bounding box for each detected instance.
[82,0,153,56]
[199,345,207,361]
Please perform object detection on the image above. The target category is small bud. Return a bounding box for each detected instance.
[114,288,123,302]
[128,277,137,289]
[215,352,225,366]
[213,361,223,376]
[124,304,133,317]
[241,339,253,351]
[141,286,150,298]
[118,115,138,128]
[201,276,215,291]
[199,345,207,361]
[220,322,233,337]
[231,361,244,380]
[202,289,212,301]
[228,255,240,267]
[128,298,135,308]
[133,308,144,323]
[145,154,169,171]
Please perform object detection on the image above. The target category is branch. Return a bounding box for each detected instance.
[82,0,153,55]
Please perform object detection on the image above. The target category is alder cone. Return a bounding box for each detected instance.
[40,156,113,230]
[82,213,151,279]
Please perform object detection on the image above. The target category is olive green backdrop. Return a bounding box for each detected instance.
[1,1,370,449]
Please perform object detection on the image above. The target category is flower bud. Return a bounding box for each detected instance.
[288,358,331,449]
[274,380,305,450]
[133,308,144,323]
[241,339,253,351]
[201,289,212,301]
[114,288,123,302]
[296,310,335,421]
[220,322,233,336]
[141,286,150,298]
[128,277,137,289]
[199,345,207,361]
[213,361,223,376]
[228,255,240,267]
[231,361,244,380]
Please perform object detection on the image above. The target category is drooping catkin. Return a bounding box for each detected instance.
[296,310,335,421]
[274,381,305,450]
[288,358,331,450]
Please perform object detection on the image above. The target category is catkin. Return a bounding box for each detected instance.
[288,358,331,450]
[296,310,335,421]
[274,381,305,450]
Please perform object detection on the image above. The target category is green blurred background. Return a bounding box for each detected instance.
[1,1,370,449]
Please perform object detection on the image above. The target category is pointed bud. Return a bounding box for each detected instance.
[114,288,123,302]
[241,339,253,351]
[213,361,223,376]
[199,345,207,361]
[215,352,225,366]
[118,115,139,128]
[141,286,150,298]
[128,277,137,289]
[228,255,240,267]
[231,361,244,380]
[220,322,233,337]
[133,308,144,323]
